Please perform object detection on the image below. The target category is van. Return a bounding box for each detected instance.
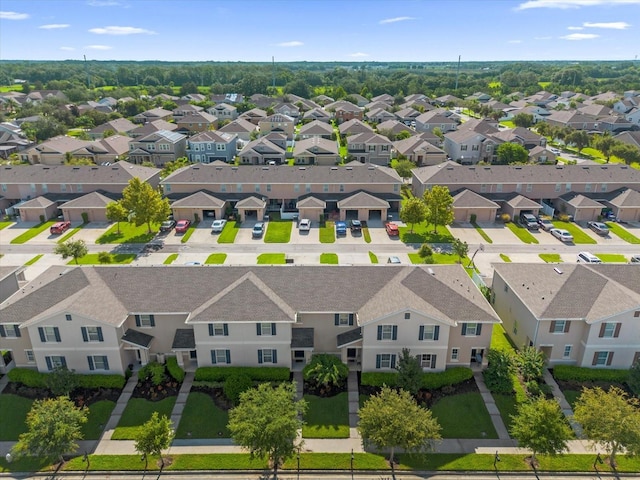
[577,252,602,264]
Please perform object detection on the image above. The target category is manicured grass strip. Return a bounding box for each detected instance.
[320,253,338,264]
[10,221,56,244]
[69,253,136,265]
[409,253,471,265]
[551,220,596,245]
[472,222,493,244]
[399,223,454,244]
[499,253,511,262]
[596,253,628,263]
[175,392,229,438]
[205,253,227,264]
[264,220,292,243]
[24,254,43,266]
[493,393,518,434]
[0,394,33,440]
[539,253,562,263]
[319,221,335,243]
[180,222,198,243]
[369,251,378,264]
[362,227,371,243]
[562,390,581,409]
[491,324,518,353]
[606,221,640,244]
[82,400,116,440]
[302,393,350,439]
[111,397,176,440]
[96,222,158,244]
[57,226,82,243]
[0,456,51,473]
[164,253,179,264]
[431,392,498,439]
[217,221,239,244]
[284,452,387,470]
[505,222,539,244]
[257,253,286,264]
[0,221,12,230]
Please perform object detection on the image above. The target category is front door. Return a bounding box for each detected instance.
[471,348,484,364]
[293,350,305,363]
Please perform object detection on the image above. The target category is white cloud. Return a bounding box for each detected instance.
[89,26,155,35]
[583,21,631,29]
[273,41,303,47]
[560,33,600,40]
[567,26,584,30]
[87,0,121,6]
[39,24,70,29]
[85,44,112,50]
[348,52,369,57]
[508,40,523,43]
[0,11,29,20]
[60,46,76,51]
[517,0,640,10]
[379,16,416,24]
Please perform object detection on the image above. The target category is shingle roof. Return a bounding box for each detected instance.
[299,120,333,135]
[337,327,362,347]
[452,189,500,209]
[235,196,266,209]
[172,329,195,349]
[188,131,235,144]
[559,192,604,208]
[171,191,225,208]
[606,188,640,207]
[292,328,314,348]
[218,119,257,134]
[296,196,326,208]
[122,329,154,348]
[61,191,115,209]
[337,191,390,209]
[18,196,56,208]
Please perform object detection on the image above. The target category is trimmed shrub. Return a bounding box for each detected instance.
[421,367,473,389]
[224,374,253,405]
[470,214,477,223]
[195,366,290,383]
[76,374,126,389]
[552,365,629,383]
[8,368,125,390]
[484,349,515,394]
[8,368,47,388]
[81,212,89,224]
[166,356,185,383]
[500,213,511,223]
[139,361,167,386]
[418,243,433,258]
[630,360,640,396]
[303,354,348,391]
[361,372,398,388]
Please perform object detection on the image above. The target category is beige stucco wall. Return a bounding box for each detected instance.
[492,272,541,349]
[62,207,108,223]
[582,311,640,368]
[613,207,640,222]
[123,313,189,358]
[298,207,323,222]
[0,328,34,368]
[454,207,496,223]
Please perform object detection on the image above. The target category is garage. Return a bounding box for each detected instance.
[368,210,382,221]
[170,191,226,224]
[296,196,326,222]
[337,191,389,222]
[235,196,266,222]
[61,191,114,223]
[452,189,499,223]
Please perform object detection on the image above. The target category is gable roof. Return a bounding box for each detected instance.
[293,137,339,156]
[218,118,257,134]
[452,189,500,208]
[338,118,374,135]
[299,120,333,135]
[61,191,115,209]
[188,131,235,144]
[337,191,390,209]
[89,118,137,135]
[171,191,225,208]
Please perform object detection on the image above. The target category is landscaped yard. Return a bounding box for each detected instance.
[71,253,137,265]
[551,220,596,244]
[82,400,116,440]
[24,254,43,266]
[606,222,640,244]
[398,223,453,244]
[431,392,497,438]
[362,227,371,243]
[368,251,378,264]
[256,253,286,264]
[499,254,511,263]
[493,393,517,434]
[505,222,539,244]
[0,394,33,440]
[57,226,83,243]
[562,389,581,409]
[164,253,179,264]
[217,221,240,244]
[264,219,293,243]
[10,221,56,244]
[319,221,335,243]
[539,253,562,263]
[205,253,227,264]
[320,253,338,264]
[302,393,350,438]
[96,223,159,244]
[408,253,470,265]
[175,392,229,438]
[111,397,176,440]
[595,253,628,263]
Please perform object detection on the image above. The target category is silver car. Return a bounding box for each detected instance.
[550,228,574,243]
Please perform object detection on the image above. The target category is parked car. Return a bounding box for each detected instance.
[49,221,71,235]
[184,261,203,266]
[349,219,362,233]
[577,251,602,264]
[520,213,540,230]
[335,221,347,236]
[252,222,265,238]
[387,256,401,264]
[550,228,573,243]
[629,254,640,264]
[537,217,554,231]
[587,221,609,236]
[160,220,176,232]
[298,219,311,231]
[385,222,399,236]
[211,219,227,233]
[175,220,191,233]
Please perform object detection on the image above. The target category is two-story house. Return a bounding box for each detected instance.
[238,137,286,165]
[293,137,340,166]
[415,110,458,134]
[132,107,173,124]
[302,108,331,123]
[207,103,238,122]
[128,130,187,167]
[186,131,237,163]
[328,101,363,124]
[175,111,218,135]
[443,129,499,164]
[393,136,447,167]
[347,132,393,166]
[88,118,137,140]
[258,114,295,140]
[299,120,334,140]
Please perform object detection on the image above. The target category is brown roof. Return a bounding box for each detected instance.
[453,189,499,209]
[171,191,225,208]
[61,191,115,209]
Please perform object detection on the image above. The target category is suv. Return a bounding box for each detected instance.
[298,219,311,231]
[252,222,265,238]
[385,222,399,236]
[577,251,602,264]
[520,213,539,230]
[335,221,347,236]
[160,220,176,232]
[349,219,362,233]
[50,221,71,234]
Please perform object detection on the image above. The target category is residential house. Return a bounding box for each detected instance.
[175,111,218,135]
[395,107,421,126]
[578,104,612,118]
[211,93,244,105]
[443,129,499,164]
[88,118,137,140]
[327,101,363,124]
[376,120,412,139]
[274,103,300,121]
[60,191,119,223]
[338,119,374,137]
[0,122,32,159]
[596,116,633,134]
[132,107,173,124]
[239,107,267,125]
[492,263,640,369]
[218,118,258,143]
[625,108,640,127]
[248,94,273,109]
[393,136,447,166]
[71,135,131,165]
[404,93,429,103]
[20,136,93,165]
[433,95,462,107]
[528,146,557,164]
[302,107,331,123]
[186,131,237,163]
[365,101,393,112]
[128,130,187,167]
[370,93,394,104]
[346,132,393,166]
[293,137,340,166]
[466,92,491,103]
[523,91,558,107]
[180,93,207,103]
[492,127,546,150]
[546,111,599,131]
[414,110,457,134]
[128,120,178,139]
[614,131,640,149]
[171,103,204,120]
[613,98,638,115]
[238,137,286,165]
[365,107,397,124]
[313,94,335,106]
[207,103,238,122]
[346,94,369,108]
[298,120,334,140]
[258,114,295,140]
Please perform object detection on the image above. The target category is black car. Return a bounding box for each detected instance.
[349,219,362,233]
[160,220,176,232]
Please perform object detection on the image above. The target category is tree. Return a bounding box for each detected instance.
[400,197,427,233]
[228,382,306,478]
[303,354,349,394]
[134,412,174,469]
[573,386,640,467]
[396,130,412,140]
[120,177,171,234]
[629,359,640,396]
[566,130,590,154]
[593,134,617,163]
[451,238,468,264]
[358,386,441,466]
[392,159,416,178]
[423,186,454,234]
[432,127,444,140]
[611,143,640,166]
[513,113,534,128]
[12,396,87,464]
[496,142,529,164]
[516,346,545,382]
[97,251,113,264]
[45,366,78,396]
[396,348,422,396]
[105,201,129,234]
[54,240,88,265]
[510,396,573,461]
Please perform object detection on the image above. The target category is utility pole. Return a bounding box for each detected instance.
[454,55,461,91]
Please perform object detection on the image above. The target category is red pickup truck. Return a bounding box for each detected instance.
[50,221,71,234]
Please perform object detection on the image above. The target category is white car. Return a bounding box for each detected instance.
[298,219,311,231]
[550,228,574,243]
[211,219,227,233]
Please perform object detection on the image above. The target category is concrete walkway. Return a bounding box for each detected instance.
[347,371,360,440]
[0,373,9,394]
[93,372,138,451]
[473,372,513,442]
[543,368,584,438]
[170,371,194,428]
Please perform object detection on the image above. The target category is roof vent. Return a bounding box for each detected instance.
[621,166,628,169]
[346,167,353,170]
[192,166,199,170]
[484,166,491,170]
[468,166,475,170]
[582,166,590,169]
[215,166,222,170]
[601,166,608,169]
[91,167,98,170]
[42,167,49,170]
[299,167,306,170]
[554,267,563,275]
[331,167,338,170]
[111,167,118,170]
[72,167,80,170]
[262,166,269,170]
[427,268,435,275]
[446,166,454,170]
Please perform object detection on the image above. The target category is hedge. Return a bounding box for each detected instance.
[166,356,185,382]
[360,372,398,388]
[7,368,125,390]
[8,368,47,388]
[195,367,290,382]
[553,365,629,384]
[361,367,473,390]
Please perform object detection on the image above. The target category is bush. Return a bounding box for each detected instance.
[630,360,640,396]
[195,366,290,383]
[361,372,398,388]
[46,366,78,396]
[8,368,47,388]
[166,356,185,383]
[303,354,348,391]
[76,374,126,389]
[81,212,89,224]
[39,214,45,223]
[512,373,528,404]
[552,365,629,383]
[8,368,125,390]
[484,349,515,394]
[421,367,473,389]
[470,214,477,223]
[500,213,511,223]
[224,374,253,405]
[418,243,433,258]
[139,362,167,386]
[557,213,571,222]
[422,255,435,264]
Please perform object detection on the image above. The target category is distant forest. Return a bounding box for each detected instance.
[1,60,639,101]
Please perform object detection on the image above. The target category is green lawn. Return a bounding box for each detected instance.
[431,392,498,438]
[96,222,159,244]
[562,390,581,409]
[264,220,292,243]
[539,253,563,263]
[409,253,470,265]
[606,222,640,244]
[205,253,227,264]
[505,222,539,244]
[0,394,33,440]
[82,400,116,440]
[499,253,511,263]
[471,222,493,244]
[319,221,335,243]
[490,324,517,354]
[164,253,179,264]
[399,223,454,244]
[180,222,199,243]
[24,254,43,266]
[362,227,371,243]
[596,253,628,263]
[70,253,136,265]
[57,226,83,243]
[217,221,239,244]
[175,392,230,438]
[493,393,518,434]
[10,221,56,244]
[320,253,338,264]
[0,221,13,230]
[551,220,596,244]
[257,253,286,264]
[369,251,378,264]
[302,393,350,438]
[111,397,176,440]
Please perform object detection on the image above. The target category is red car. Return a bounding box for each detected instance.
[175,220,191,233]
[50,221,71,235]
[385,222,399,236]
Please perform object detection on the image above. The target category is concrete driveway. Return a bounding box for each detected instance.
[0,221,40,244]
[474,223,521,244]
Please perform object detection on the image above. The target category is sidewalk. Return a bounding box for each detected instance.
[473,371,512,442]
[543,369,584,437]
[93,372,138,452]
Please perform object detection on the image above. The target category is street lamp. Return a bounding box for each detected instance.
[594,452,603,470]
[351,448,354,478]
[297,446,301,479]
[494,450,501,469]
[468,243,485,269]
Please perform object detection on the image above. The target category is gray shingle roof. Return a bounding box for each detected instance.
[122,329,154,348]
[453,189,499,208]
[172,329,195,349]
[337,327,362,347]
[292,328,314,348]
[337,191,390,209]
[171,191,225,208]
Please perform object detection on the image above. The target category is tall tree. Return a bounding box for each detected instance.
[593,134,617,163]
[513,113,534,128]
[566,130,590,154]
[134,412,174,469]
[451,238,469,264]
[358,386,441,466]
[228,382,306,478]
[392,159,416,178]
[423,186,454,234]
[120,177,171,234]
[611,143,640,166]
[54,239,88,265]
[12,396,87,464]
[496,142,529,164]
[573,386,640,467]
[395,348,423,396]
[400,197,427,233]
[105,201,129,234]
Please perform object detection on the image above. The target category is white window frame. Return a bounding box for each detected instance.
[380,325,394,340]
[43,326,58,342]
[3,324,19,338]
[25,349,35,363]
[418,354,436,369]
[464,323,478,336]
[138,315,154,327]
[594,351,609,366]
[48,356,66,370]
[451,348,459,361]
[261,349,274,363]
[378,353,393,368]
[259,323,274,336]
[552,320,566,334]
[211,323,225,336]
[214,350,229,364]
[91,355,109,370]
[602,322,616,338]
[85,326,101,342]
[337,314,350,326]
[422,325,436,340]
[563,345,572,358]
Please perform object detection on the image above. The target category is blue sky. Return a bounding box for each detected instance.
[1,0,639,62]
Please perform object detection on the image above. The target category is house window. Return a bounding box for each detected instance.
[0,184,6,192]
[585,183,592,192]
[376,353,396,369]
[266,184,271,192]
[61,184,67,192]
[451,348,459,361]
[88,355,109,371]
[381,145,389,152]
[46,356,66,370]
[257,323,276,336]
[323,184,329,192]
[516,183,522,193]
[209,323,228,336]
[566,183,571,192]
[418,354,437,369]
[600,184,607,192]
[136,314,155,327]
[211,349,231,364]
[258,349,277,364]
[76,184,83,193]
[461,145,468,151]
[404,312,411,320]
[25,350,35,363]
[563,345,572,358]
[220,184,226,192]
[215,143,226,151]
[368,145,376,152]
[339,184,344,192]
[481,184,487,193]
[635,311,640,318]
[65,314,72,321]
[377,325,397,340]
[236,183,243,192]
[593,351,613,366]
[294,184,300,192]
[420,325,440,341]
[82,326,103,342]
[496,184,503,193]
[472,145,479,151]
[164,184,172,193]
[39,326,61,343]
[526,184,533,192]
[551,320,568,333]
[599,322,620,338]
[462,323,482,336]
[305,184,311,193]
[394,184,399,192]
[255,184,260,193]
[0,324,21,338]
[336,314,352,326]
[555,183,561,192]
